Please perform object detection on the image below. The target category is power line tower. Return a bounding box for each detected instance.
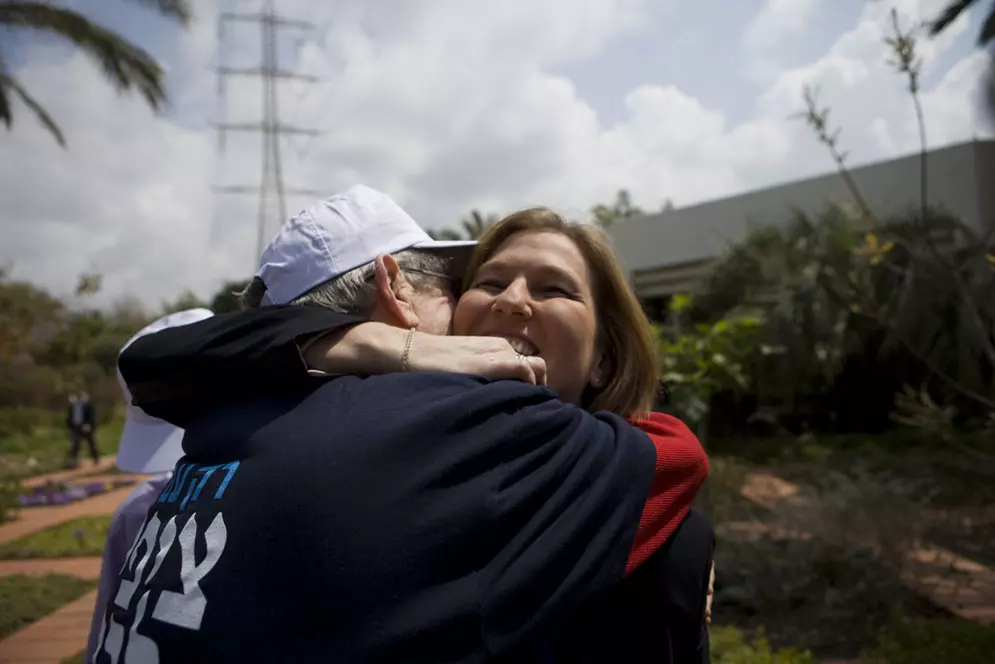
[214,0,321,265]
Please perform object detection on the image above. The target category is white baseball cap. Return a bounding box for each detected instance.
[256,184,476,305]
[115,308,215,474]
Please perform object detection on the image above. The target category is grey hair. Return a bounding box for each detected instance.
[239,249,451,315]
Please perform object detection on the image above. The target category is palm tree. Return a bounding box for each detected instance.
[460,209,498,239]
[426,228,464,241]
[927,0,995,122]
[928,1,995,44]
[427,209,498,241]
[0,0,191,147]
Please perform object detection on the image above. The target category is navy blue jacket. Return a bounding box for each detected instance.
[92,372,656,664]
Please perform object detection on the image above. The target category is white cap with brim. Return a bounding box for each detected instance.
[256,184,477,305]
[115,308,215,474]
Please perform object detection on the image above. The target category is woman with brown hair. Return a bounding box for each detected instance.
[119,204,714,662]
[455,206,659,417]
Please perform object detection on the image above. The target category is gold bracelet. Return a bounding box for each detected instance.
[400,327,416,372]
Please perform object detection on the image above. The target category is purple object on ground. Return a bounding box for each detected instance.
[15,477,136,508]
[65,486,88,500]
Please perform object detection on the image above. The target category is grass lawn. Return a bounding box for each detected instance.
[61,652,85,664]
[0,573,96,639]
[0,516,112,560]
[0,412,125,482]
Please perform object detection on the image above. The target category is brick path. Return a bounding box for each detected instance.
[19,458,117,490]
[0,590,98,664]
[0,459,135,664]
[0,486,137,546]
[0,558,101,580]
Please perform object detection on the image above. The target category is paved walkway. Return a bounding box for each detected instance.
[0,460,133,664]
[19,458,117,490]
[0,486,137,546]
[0,558,101,580]
[0,590,98,664]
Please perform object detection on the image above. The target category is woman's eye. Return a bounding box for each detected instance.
[473,280,505,291]
[541,285,572,297]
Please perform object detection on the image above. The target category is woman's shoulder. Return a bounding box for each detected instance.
[626,411,697,438]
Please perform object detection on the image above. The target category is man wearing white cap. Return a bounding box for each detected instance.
[84,308,213,664]
[96,186,706,663]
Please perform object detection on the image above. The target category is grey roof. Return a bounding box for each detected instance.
[607,140,995,274]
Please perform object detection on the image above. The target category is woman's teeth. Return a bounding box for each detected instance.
[506,338,538,356]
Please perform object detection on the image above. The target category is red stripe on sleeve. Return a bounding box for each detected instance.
[624,412,709,575]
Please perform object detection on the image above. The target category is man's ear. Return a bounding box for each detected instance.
[374,254,420,329]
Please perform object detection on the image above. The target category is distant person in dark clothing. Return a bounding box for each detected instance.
[66,390,99,467]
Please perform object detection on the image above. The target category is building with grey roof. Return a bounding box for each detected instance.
[607,139,995,317]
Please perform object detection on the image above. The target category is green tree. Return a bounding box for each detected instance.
[426,209,498,241]
[74,272,102,297]
[43,309,109,366]
[686,204,995,428]
[0,267,64,360]
[591,189,644,228]
[660,295,766,439]
[209,279,251,314]
[460,209,497,239]
[686,208,864,417]
[161,288,208,316]
[797,9,995,417]
[0,0,191,147]
[89,297,152,373]
[426,228,464,241]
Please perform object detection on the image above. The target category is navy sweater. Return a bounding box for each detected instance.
[92,372,656,664]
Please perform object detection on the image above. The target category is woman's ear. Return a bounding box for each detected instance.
[588,348,611,389]
[374,255,420,329]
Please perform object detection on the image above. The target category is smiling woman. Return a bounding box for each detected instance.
[456,207,660,417]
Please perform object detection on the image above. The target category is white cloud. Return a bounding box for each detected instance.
[0,0,990,307]
[743,0,822,55]
[741,0,822,83]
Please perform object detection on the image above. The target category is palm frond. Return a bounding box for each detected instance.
[927,0,977,37]
[427,228,464,241]
[123,0,193,26]
[979,4,995,44]
[0,3,167,111]
[0,70,66,146]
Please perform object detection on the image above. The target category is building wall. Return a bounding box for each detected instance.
[608,140,994,298]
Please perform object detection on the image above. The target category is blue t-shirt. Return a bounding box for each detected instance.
[92,372,656,664]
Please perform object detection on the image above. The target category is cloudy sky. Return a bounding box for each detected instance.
[2,0,991,306]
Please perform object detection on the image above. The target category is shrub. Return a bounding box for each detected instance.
[699,456,767,523]
[710,626,816,663]
[860,615,995,664]
[712,468,942,655]
[0,475,19,524]
[0,407,56,439]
